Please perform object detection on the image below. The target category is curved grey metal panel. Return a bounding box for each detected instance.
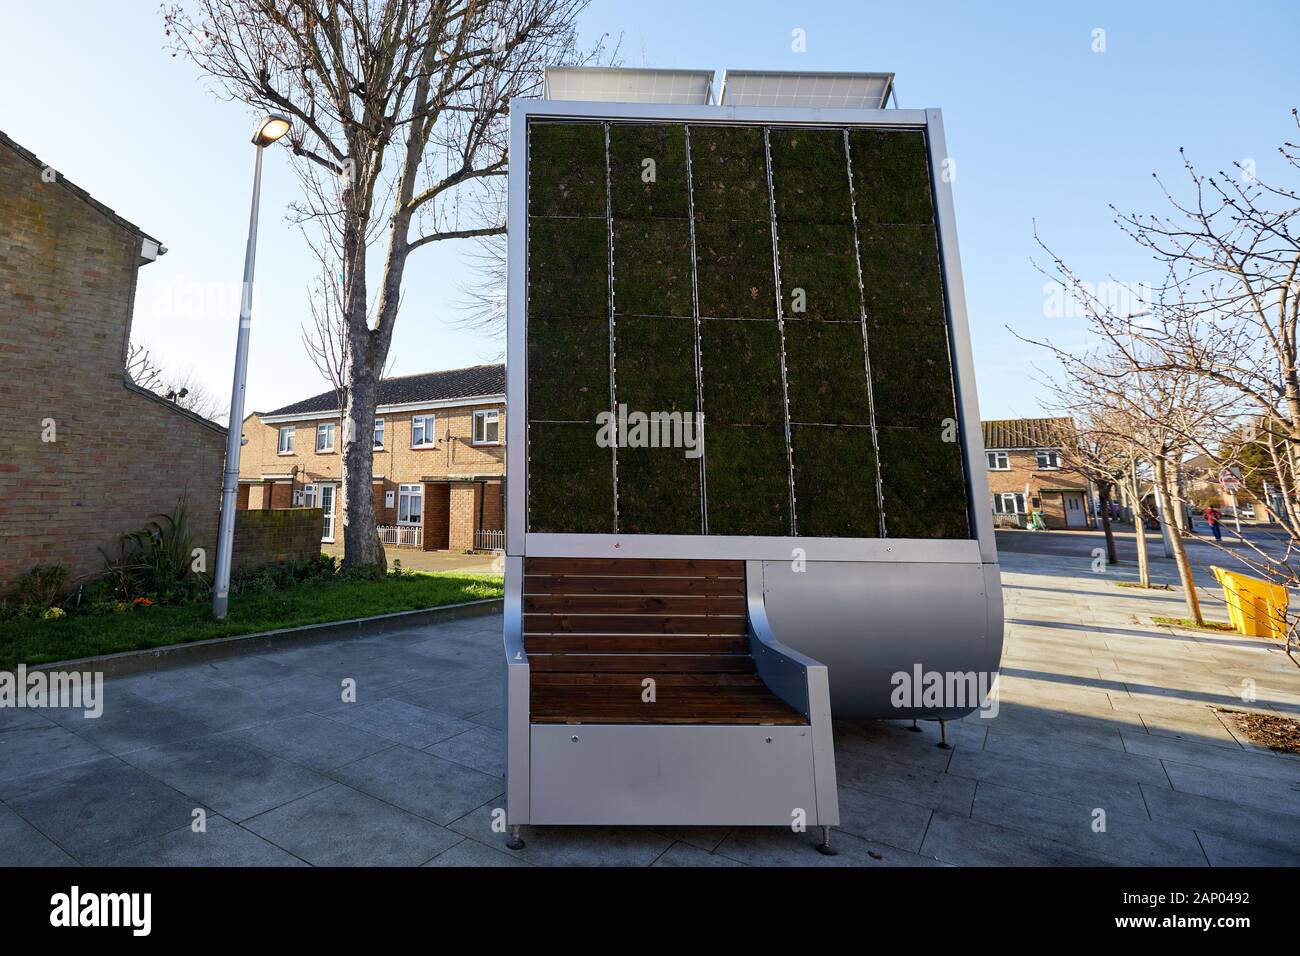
[759,560,1004,720]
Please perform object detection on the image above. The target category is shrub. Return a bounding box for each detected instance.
[98,497,209,604]
[7,564,68,610]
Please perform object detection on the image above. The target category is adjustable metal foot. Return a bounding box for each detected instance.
[506,825,525,850]
[815,826,838,856]
[937,719,952,750]
[908,719,922,733]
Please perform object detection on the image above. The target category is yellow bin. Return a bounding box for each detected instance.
[1209,566,1289,639]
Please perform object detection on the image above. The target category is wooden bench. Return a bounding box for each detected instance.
[522,557,807,726]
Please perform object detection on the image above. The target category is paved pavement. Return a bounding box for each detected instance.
[2,546,1298,867]
[321,544,502,575]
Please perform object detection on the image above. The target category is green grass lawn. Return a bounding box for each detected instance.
[0,572,504,669]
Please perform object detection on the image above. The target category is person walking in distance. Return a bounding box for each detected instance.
[1203,504,1222,542]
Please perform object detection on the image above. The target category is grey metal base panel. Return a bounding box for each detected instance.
[528,724,826,827]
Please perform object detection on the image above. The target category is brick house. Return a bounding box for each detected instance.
[982,417,1094,530]
[0,130,225,591]
[239,365,505,553]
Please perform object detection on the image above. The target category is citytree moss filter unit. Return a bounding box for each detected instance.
[525,117,973,540]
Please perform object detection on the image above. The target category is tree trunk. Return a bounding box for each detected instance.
[1156,456,1203,624]
[1098,481,1118,565]
[1129,468,1151,587]
[340,342,385,571]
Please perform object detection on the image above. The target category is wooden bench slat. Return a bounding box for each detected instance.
[523,594,747,614]
[523,613,748,636]
[525,635,749,654]
[524,574,745,596]
[524,557,743,577]
[528,655,756,673]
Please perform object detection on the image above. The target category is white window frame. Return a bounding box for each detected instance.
[1035,449,1060,471]
[315,422,336,453]
[277,426,295,455]
[373,418,385,450]
[473,409,501,445]
[411,414,436,448]
[398,483,423,526]
[993,492,1026,515]
[302,483,316,508]
[987,451,1010,471]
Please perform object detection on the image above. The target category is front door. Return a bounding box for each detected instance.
[1063,492,1086,528]
[319,483,337,542]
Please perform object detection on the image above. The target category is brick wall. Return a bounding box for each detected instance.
[985,449,1092,530]
[0,139,225,592]
[232,508,323,570]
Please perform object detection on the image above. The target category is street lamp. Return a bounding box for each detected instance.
[212,113,291,620]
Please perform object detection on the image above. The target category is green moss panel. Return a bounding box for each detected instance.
[849,129,935,225]
[612,218,693,317]
[617,444,703,535]
[609,123,689,219]
[868,324,957,429]
[704,425,790,535]
[528,422,614,533]
[694,219,776,318]
[877,426,969,539]
[699,318,785,426]
[858,223,947,330]
[527,216,609,319]
[782,321,871,425]
[527,315,610,423]
[776,222,861,320]
[769,128,852,224]
[688,125,771,222]
[528,122,608,218]
[614,316,697,415]
[791,425,879,537]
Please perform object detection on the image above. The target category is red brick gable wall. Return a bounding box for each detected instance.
[0,141,224,592]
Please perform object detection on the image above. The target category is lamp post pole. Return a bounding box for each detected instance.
[213,116,290,620]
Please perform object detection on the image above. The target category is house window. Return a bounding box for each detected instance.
[277,426,295,455]
[315,422,336,453]
[1035,450,1060,470]
[473,409,500,445]
[993,493,1026,514]
[987,451,1010,471]
[412,414,436,448]
[302,484,316,508]
[373,418,385,449]
[398,484,423,525]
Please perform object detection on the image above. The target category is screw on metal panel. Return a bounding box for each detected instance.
[765,736,773,743]
[570,735,579,743]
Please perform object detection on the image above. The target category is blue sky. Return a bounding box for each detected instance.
[1,1,1295,418]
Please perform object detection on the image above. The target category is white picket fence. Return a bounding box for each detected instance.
[378,525,423,548]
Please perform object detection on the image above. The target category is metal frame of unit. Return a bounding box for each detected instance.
[504,96,1003,830]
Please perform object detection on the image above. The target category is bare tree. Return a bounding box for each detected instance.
[164,0,598,568]
[126,341,166,392]
[127,341,229,423]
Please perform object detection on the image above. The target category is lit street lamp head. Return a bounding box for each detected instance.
[251,113,291,146]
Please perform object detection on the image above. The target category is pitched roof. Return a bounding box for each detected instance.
[265,364,505,417]
[982,417,1075,450]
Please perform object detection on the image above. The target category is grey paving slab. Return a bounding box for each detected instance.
[423,837,533,867]
[0,722,110,785]
[1119,730,1300,785]
[982,730,1169,786]
[648,826,733,852]
[329,745,503,825]
[920,811,1105,867]
[93,817,308,867]
[835,752,976,815]
[198,654,312,689]
[1141,782,1300,850]
[1196,830,1300,867]
[7,761,202,862]
[447,802,671,867]
[325,698,477,750]
[0,803,77,866]
[1162,759,1300,813]
[395,675,503,718]
[107,666,236,703]
[835,784,934,853]
[971,782,1206,866]
[234,714,395,773]
[946,747,1153,816]
[651,842,747,866]
[424,725,505,778]
[716,826,944,867]
[120,737,333,822]
[242,784,460,866]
